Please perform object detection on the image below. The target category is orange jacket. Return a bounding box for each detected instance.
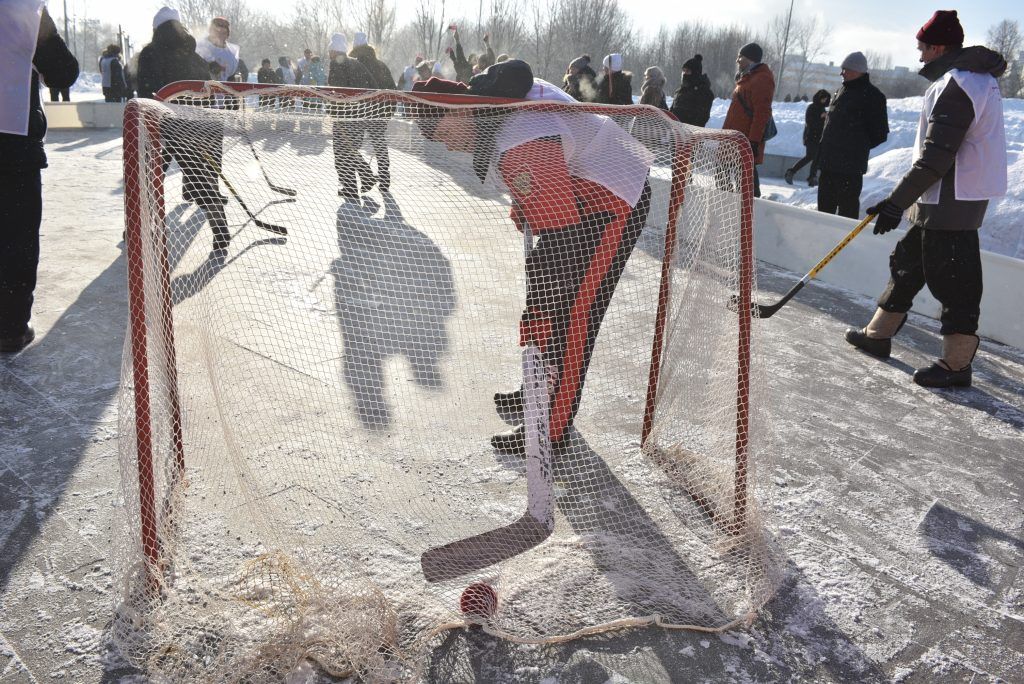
[723,63,776,164]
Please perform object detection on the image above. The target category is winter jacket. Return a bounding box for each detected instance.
[888,46,1008,232]
[349,44,397,90]
[136,21,210,99]
[257,66,281,84]
[802,90,830,146]
[722,63,775,164]
[639,68,668,110]
[816,74,888,176]
[670,73,714,127]
[448,37,474,83]
[0,8,78,171]
[596,70,633,105]
[563,66,597,102]
[327,55,375,119]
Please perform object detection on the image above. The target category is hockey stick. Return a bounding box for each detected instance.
[421,222,555,584]
[732,213,875,319]
[241,130,298,197]
[199,150,288,236]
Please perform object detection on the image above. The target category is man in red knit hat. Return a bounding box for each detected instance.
[845,10,1008,389]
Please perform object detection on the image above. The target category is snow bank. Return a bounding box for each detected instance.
[70,71,104,100]
[709,96,1024,260]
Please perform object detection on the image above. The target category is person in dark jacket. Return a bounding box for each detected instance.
[256,57,281,107]
[327,33,377,199]
[99,44,128,102]
[846,11,1007,389]
[669,54,715,127]
[445,28,475,84]
[563,54,598,102]
[0,4,78,353]
[350,32,397,192]
[596,53,633,105]
[815,52,888,218]
[137,7,231,254]
[785,89,830,186]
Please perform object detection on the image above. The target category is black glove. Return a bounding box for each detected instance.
[867,199,903,235]
[750,140,759,157]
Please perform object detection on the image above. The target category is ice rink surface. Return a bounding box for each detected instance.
[1,129,1022,683]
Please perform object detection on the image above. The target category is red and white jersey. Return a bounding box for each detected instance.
[490,78,654,210]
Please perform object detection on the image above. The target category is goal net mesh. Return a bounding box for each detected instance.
[114,83,780,682]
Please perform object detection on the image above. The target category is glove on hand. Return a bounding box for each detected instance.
[868,199,903,235]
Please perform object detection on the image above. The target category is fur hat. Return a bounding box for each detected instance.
[152,6,181,29]
[642,66,666,89]
[353,31,368,47]
[739,42,763,63]
[917,10,964,46]
[603,53,623,72]
[329,33,347,53]
[840,51,868,73]
[682,54,703,76]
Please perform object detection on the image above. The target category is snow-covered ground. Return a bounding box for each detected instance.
[707,96,1024,259]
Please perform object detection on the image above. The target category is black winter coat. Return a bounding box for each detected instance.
[0,8,78,171]
[596,71,633,105]
[817,74,888,175]
[564,66,597,102]
[136,21,210,99]
[670,74,714,127]
[802,93,829,146]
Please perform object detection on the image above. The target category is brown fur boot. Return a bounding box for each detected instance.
[913,334,980,388]
[844,308,907,359]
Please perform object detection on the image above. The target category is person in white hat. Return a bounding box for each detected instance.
[596,53,632,105]
[327,33,378,199]
[349,30,397,191]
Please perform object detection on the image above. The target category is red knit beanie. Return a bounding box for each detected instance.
[917,10,964,46]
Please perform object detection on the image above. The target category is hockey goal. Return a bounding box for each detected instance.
[115,80,778,681]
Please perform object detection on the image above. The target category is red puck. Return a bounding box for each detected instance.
[459,582,498,618]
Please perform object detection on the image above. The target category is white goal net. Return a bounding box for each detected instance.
[114,80,779,682]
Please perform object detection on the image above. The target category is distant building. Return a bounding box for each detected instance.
[778,54,920,100]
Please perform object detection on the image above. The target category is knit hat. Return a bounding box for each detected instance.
[329,33,347,53]
[152,6,181,29]
[603,53,623,72]
[353,31,368,47]
[568,54,591,72]
[739,42,763,63]
[840,51,868,72]
[682,54,703,76]
[468,59,534,99]
[917,10,964,46]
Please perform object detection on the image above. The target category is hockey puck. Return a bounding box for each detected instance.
[459,582,498,618]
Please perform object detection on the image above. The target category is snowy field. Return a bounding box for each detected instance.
[1,119,1023,682]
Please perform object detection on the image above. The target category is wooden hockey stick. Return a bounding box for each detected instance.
[199,150,288,236]
[733,213,875,319]
[241,130,298,197]
[421,222,555,584]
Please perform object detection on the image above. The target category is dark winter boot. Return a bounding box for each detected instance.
[494,388,524,419]
[0,324,35,354]
[784,168,795,185]
[807,174,818,188]
[204,199,231,254]
[845,308,907,359]
[913,334,979,388]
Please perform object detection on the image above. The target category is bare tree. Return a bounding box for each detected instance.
[350,0,397,49]
[987,19,1022,97]
[485,0,527,58]
[527,0,559,80]
[789,16,829,98]
[864,51,893,72]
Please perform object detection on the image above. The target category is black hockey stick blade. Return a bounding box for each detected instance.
[421,512,553,584]
[242,131,298,196]
[729,213,875,319]
[200,150,289,236]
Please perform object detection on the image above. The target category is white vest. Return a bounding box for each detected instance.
[492,78,653,208]
[195,37,240,80]
[916,69,1007,204]
[0,0,44,136]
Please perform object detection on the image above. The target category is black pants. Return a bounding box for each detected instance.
[332,119,374,195]
[752,164,761,198]
[0,169,42,338]
[817,171,862,219]
[790,142,820,177]
[48,87,70,102]
[524,182,652,442]
[878,223,983,335]
[161,118,230,246]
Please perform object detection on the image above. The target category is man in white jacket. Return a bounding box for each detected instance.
[846,9,1008,389]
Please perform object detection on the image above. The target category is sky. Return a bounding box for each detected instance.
[49,0,1024,72]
